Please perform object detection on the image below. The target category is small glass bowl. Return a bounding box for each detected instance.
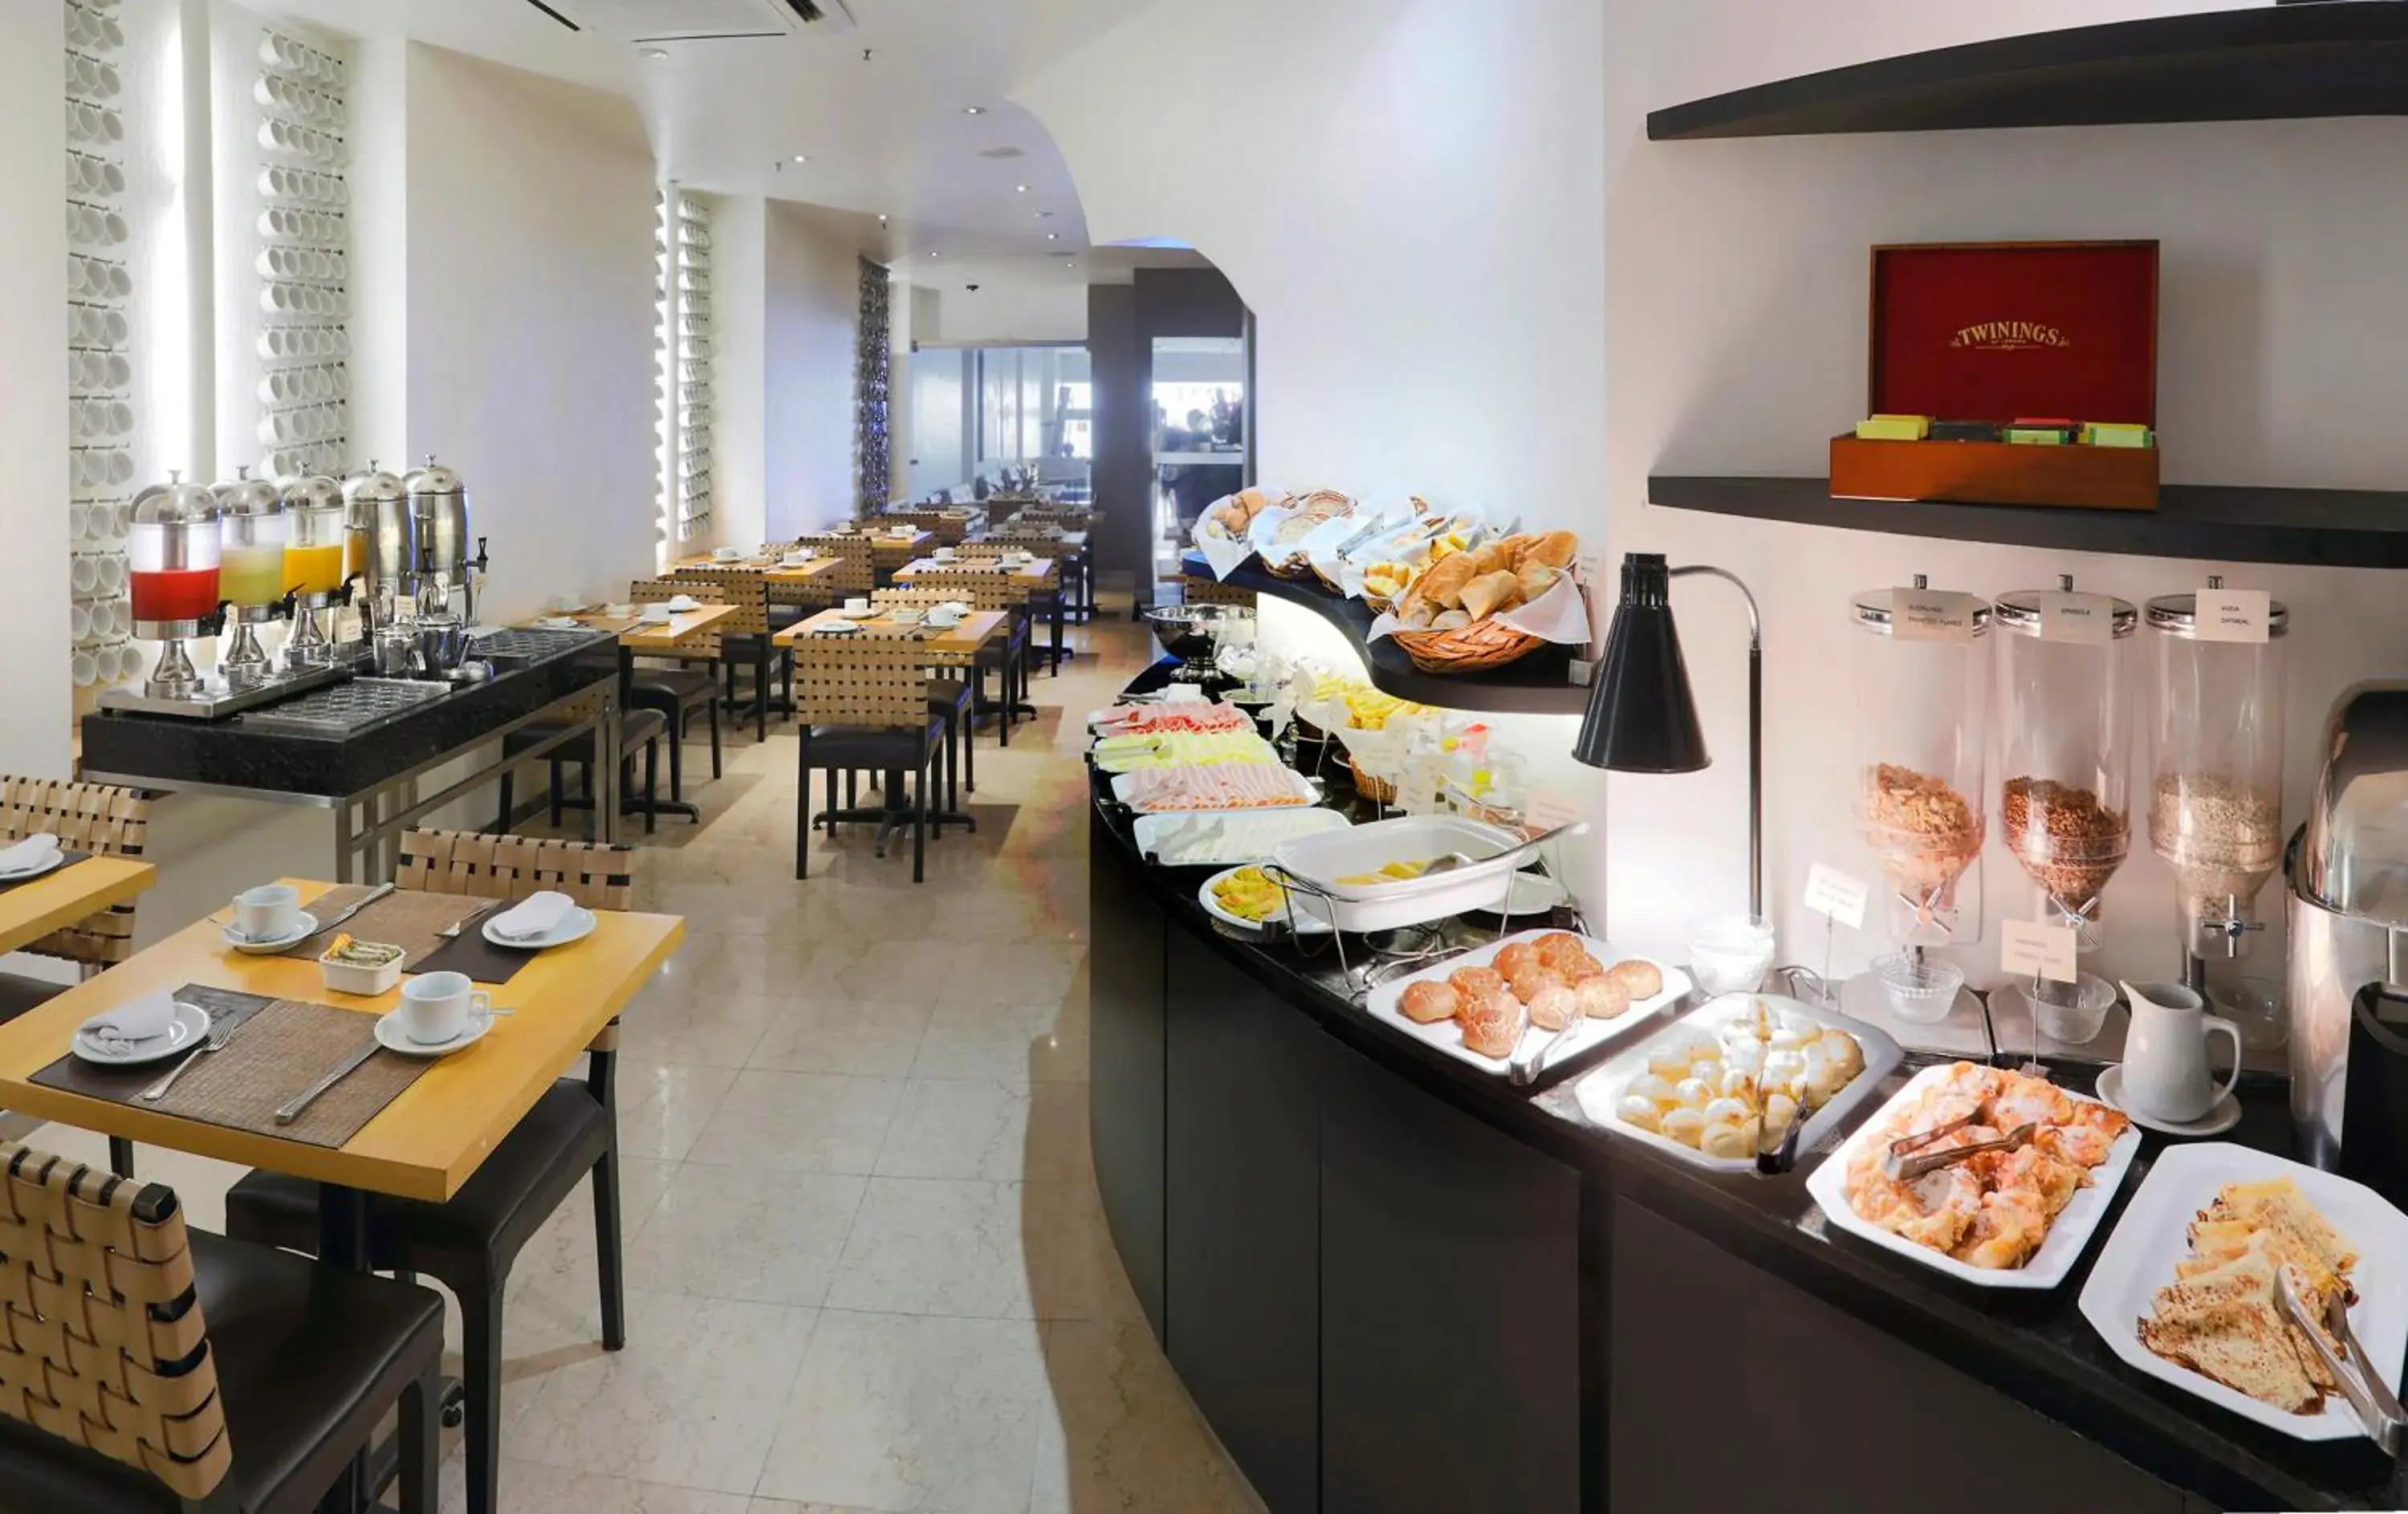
[1871,951,1965,1024]
[1686,913,1775,997]
[2022,971,2117,1045]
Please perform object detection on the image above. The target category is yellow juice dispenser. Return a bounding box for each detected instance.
[214,466,287,688]
[279,474,348,668]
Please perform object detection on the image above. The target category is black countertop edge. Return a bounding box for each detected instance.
[1091,665,2398,1510]
[80,636,622,800]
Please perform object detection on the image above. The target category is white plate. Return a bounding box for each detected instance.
[531,616,583,631]
[1132,808,1352,867]
[1573,993,1905,1172]
[2094,1064,2243,1137]
[222,911,319,954]
[0,851,67,883]
[1804,1063,2143,1290]
[374,1006,497,1058]
[834,604,879,619]
[1110,767,1319,814]
[1199,866,1336,935]
[2078,1142,2408,1442]
[1364,930,1692,1079]
[73,999,209,1066]
[484,905,596,950]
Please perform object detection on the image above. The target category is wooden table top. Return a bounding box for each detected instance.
[669,554,844,586]
[895,557,1059,586]
[534,604,738,653]
[775,608,1007,659]
[0,856,155,958]
[0,880,685,1201]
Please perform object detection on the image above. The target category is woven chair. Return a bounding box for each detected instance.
[496,690,665,837]
[640,572,781,746]
[222,831,637,1514]
[912,569,1033,740]
[950,542,1009,560]
[872,588,978,821]
[791,630,946,882]
[792,535,874,597]
[0,779,149,1020]
[0,1143,444,1513]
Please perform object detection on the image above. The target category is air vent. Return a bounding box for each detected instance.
[550,0,853,43]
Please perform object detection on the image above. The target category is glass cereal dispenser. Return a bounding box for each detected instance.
[1851,576,1990,947]
[2146,578,2288,991]
[1994,576,2138,950]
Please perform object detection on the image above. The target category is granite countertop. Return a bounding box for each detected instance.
[1090,663,2404,1511]
[80,630,621,802]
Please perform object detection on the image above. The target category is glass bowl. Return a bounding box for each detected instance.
[1685,912,1775,996]
[1871,951,1965,1024]
[2018,971,2117,1046]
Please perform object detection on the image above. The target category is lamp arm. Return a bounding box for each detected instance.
[1670,564,1764,918]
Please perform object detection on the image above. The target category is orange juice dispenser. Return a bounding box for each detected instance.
[214,466,287,688]
[278,474,347,668]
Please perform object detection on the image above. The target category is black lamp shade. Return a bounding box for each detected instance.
[1574,553,1710,773]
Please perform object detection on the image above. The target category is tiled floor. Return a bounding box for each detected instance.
[32,610,1267,1514]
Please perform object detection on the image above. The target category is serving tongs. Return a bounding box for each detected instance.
[1880,1116,2037,1182]
[2278,1268,2408,1455]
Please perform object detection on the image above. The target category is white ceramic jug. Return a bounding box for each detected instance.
[2119,981,2242,1123]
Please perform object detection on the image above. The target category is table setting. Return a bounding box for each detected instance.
[0,831,86,889]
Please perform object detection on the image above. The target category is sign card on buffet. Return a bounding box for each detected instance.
[1803,863,1869,930]
[2000,918,2079,984]
[1522,788,1581,837]
[2191,586,2272,644]
[1889,588,1979,643]
[2035,591,2117,645]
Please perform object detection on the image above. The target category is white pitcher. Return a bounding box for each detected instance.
[2119,981,2242,1123]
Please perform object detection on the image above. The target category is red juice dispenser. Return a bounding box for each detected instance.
[128,472,222,699]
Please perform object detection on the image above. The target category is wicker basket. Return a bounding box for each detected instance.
[1389,617,1546,674]
[1348,756,1397,804]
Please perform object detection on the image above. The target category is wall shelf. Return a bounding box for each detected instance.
[1649,474,2408,568]
[1182,556,1591,716]
[1647,5,2408,141]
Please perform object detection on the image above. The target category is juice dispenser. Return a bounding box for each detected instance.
[214,466,287,688]
[128,473,220,699]
[2146,579,2289,996]
[1852,577,1990,947]
[279,474,348,668]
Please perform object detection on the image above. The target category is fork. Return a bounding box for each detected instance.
[436,899,503,939]
[140,1016,234,1102]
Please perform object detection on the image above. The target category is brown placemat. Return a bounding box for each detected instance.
[31,984,428,1150]
[268,882,380,955]
[285,889,500,971]
[409,921,542,984]
[0,850,92,893]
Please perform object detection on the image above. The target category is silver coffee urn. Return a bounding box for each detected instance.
[404,455,486,625]
[2287,682,2408,1203]
[344,461,410,634]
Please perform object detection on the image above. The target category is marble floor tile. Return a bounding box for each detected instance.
[1021,1181,1145,1324]
[685,1068,904,1174]
[614,1060,743,1162]
[940,942,1085,1010]
[620,990,781,1068]
[755,1310,1049,1513]
[509,1288,820,1495]
[746,997,938,1078]
[872,1078,1092,1185]
[911,1001,1088,1085]
[441,1457,755,1514]
[1030,1321,1266,1514]
[622,1158,864,1306]
[824,1177,1031,1319]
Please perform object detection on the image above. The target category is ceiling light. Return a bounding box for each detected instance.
[877,214,889,224]
[791,154,810,163]
[1045,233,1058,241]
[640,47,668,61]
[963,106,986,116]
[928,250,939,258]
[1015,184,1028,193]
[1034,210,1054,219]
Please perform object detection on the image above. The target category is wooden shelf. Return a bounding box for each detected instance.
[1649,4,2408,141]
[1649,474,2408,568]
[1180,556,1591,716]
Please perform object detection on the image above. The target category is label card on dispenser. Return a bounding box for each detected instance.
[2036,592,2116,645]
[2001,919,2078,984]
[1803,864,1869,930]
[2193,587,2272,645]
[1890,588,1978,643]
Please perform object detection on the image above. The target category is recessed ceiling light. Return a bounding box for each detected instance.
[877,214,889,224]
[963,106,986,115]
[1064,260,1076,268]
[791,154,810,163]
[928,250,939,258]
[640,47,668,61]
[1015,184,1028,193]
[1045,233,1058,241]
[1034,210,1054,219]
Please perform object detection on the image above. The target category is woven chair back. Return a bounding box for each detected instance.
[872,586,961,614]
[791,631,934,729]
[0,1143,230,1500]
[906,568,1022,613]
[0,778,148,970]
[950,542,1009,560]
[397,828,634,910]
[792,536,875,594]
[657,569,769,636]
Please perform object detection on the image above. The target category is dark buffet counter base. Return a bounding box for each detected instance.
[79,631,622,800]
[1090,658,2402,1512]
[1177,551,1589,715]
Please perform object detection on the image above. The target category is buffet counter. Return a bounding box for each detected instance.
[1088,661,2404,1514]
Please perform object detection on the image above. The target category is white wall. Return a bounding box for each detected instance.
[712,191,767,551]
[763,201,860,535]
[918,281,1088,345]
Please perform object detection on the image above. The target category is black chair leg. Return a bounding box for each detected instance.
[795,730,811,879]
[459,1288,505,1514]
[642,741,658,834]
[964,702,976,793]
[666,715,685,804]
[107,1136,133,1179]
[549,760,565,828]
[399,1362,442,1514]
[912,752,926,884]
[592,1147,627,1351]
[707,694,722,778]
[495,771,515,835]
[755,646,770,742]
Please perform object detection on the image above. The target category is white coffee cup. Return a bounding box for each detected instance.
[2118,980,2243,1124]
[640,604,673,623]
[844,596,870,613]
[934,547,958,562]
[234,883,301,942]
[397,971,488,1046]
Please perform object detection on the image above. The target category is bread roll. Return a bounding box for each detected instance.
[1564,952,1606,983]
[1575,975,1631,1020]
[1400,980,1459,1024]
[1468,541,1508,576]
[1459,569,1524,621]
[1418,551,1479,610]
[1458,993,1525,1059]
[1430,608,1472,631]
[1607,958,1665,1000]
[1491,942,1541,979]
[1527,983,1577,1032]
[1516,563,1561,603]
[1447,965,1507,1000]
[1534,933,1585,969]
[1509,965,1569,1003]
[1527,529,1578,568]
[1496,533,1536,571]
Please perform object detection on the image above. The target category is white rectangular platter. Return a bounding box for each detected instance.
[1111,767,1319,814]
[1131,809,1352,867]
[1572,993,1904,1174]
[1363,929,1691,1079]
[1803,1061,2143,1291]
[2077,1142,2408,1443]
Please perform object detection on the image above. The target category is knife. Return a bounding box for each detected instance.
[276,1041,381,1125]
[308,881,396,940]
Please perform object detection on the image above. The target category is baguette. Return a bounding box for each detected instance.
[1459,569,1525,621]
[1517,562,1562,603]
[1418,551,1479,611]
[1527,529,1578,569]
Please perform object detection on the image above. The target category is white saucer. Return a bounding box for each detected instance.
[485,906,596,950]
[374,1006,495,1058]
[223,911,319,954]
[834,605,878,619]
[532,616,584,631]
[73,1000,209,1066]
[2094,1064,2243,1137]
[0,850,66,883]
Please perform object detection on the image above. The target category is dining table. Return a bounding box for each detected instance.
[0,878,685,1513]
[775,608,1007,837]
[522,606,742,824]
[669,552,848,589]
[0,853,155,956]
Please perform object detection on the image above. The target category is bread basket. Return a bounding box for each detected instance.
[1348,756,1397,805]
[1389,617,1546,674]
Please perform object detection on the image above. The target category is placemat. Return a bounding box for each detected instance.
[31,985,428,1150]
[283,889,501,971]
[267,882,380,955]
[0,851,92,893]
[409,920,542,984]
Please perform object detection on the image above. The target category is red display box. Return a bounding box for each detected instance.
[1831,240,2160,511]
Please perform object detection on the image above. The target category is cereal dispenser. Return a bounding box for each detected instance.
[2146,579,2288,993]
[126,473,220,700]
[213,466,287,688]
[1994,576,2137,950]
[1852,576,1990,948]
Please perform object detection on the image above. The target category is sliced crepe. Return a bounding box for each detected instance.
[2139,1249,2325,1414]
